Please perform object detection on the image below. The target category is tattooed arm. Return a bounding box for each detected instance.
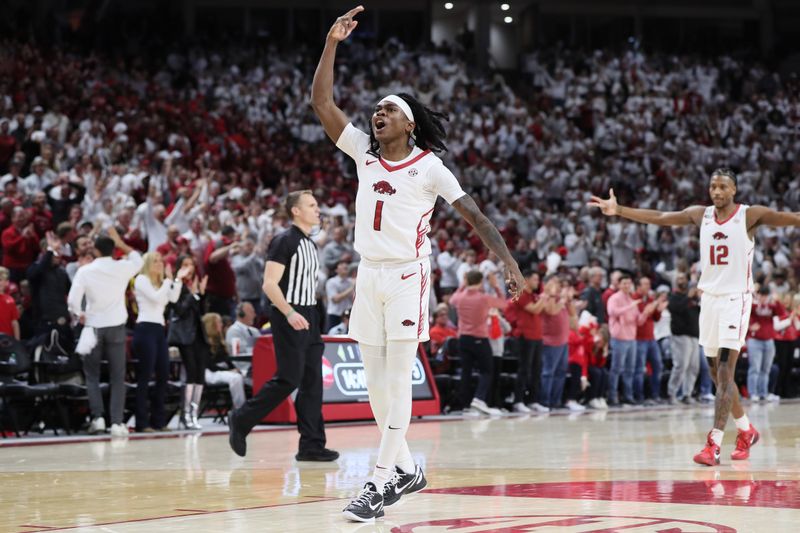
[452,194,525,298]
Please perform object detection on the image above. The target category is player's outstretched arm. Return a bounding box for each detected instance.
[310,5,364,143]
[746,205,800,232]
[588,188,704,227]
[452,193,525,299]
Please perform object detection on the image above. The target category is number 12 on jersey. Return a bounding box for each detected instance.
[709,244,728,265]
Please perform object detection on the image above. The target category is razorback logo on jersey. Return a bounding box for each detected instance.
[372,180,396,195]
[712,232,728,240]
[402,319,416,327]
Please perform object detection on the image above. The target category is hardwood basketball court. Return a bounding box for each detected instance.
[2,402,798,532]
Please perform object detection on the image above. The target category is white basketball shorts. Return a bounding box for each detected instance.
[348,258,431,347]
[699,292,752,355]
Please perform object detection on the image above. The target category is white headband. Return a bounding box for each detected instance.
[378,94,415,123]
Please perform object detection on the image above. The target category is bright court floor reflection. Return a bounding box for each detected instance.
[2,401,799,532]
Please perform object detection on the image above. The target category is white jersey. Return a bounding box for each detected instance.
[336,123,465,262]
[698,204,754,296]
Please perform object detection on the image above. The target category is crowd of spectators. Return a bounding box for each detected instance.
[1,33,799,432]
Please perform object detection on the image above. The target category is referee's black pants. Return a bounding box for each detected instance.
[235,305,327,453]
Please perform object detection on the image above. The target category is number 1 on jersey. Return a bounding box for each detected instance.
[373,200,384,231]
[710,244,728,265]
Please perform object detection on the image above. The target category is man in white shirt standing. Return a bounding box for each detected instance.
[68,227,144,436]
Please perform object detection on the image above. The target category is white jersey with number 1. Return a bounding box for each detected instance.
[697,204,754,296]
[335,123,466,263]
[335,123,466,346]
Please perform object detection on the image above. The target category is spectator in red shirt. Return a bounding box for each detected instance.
[203,225,240,317]
[2,206,40,283]
[450,269,507,415]
[0,198,15,233]
[634,277,669,404]
[566,328,590,411]
[574,312,610,409]
[539,274,578,410]
[3,180,24,206]
[0,267,20,339]
[429,305,458,356]
[773,293,800,398]
[156,226,190,268]
[507,271,546,413]
[746,286,784,401]
[28,191,53,237]
[601,269,622,311]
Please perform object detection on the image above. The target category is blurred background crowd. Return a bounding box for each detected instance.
[1,2,799,434]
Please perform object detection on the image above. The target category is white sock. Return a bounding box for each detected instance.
[396,455,416,474]
[735,414,750,431]
[360,343,415,474]
[371,465,393,493]
[374,340,417,481]
[710,428,724,446]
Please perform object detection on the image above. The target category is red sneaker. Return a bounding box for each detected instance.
[731,424,760,460]
[693,432,721,466]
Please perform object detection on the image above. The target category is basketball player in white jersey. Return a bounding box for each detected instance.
[590,168,800,466]
[311,5,525,522]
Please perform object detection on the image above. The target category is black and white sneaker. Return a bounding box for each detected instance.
[382,465,427,506]
[342,482,384,522]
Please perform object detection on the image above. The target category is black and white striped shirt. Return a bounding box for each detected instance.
[267,225,319,306]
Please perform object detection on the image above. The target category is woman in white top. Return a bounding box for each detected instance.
[132,252,183,432]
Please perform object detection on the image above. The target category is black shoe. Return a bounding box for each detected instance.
[382,465,427,506]
[342,482,384,522]
[228,409,247,457]
[295,448,339,462]
[607,399,621,408]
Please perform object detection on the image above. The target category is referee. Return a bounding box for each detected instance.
[228,190,338,462]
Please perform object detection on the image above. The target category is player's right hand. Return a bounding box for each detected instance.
[328,5,364,42]
[505,263,526,300]
[588,188,619,216]
[288,312,310,331]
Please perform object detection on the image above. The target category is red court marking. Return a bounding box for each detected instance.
[391,514,735,533]
[426,480,800,509]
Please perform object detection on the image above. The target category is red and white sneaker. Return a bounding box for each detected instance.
[693,432,721,466]
[731,424,760,460]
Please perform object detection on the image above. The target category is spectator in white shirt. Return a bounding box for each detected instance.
[132,252,183,432]
[324,260,354,331]
[437,241,461,295]
[21,156,54,196]
[67,227,144,437]
[226,301,261,356]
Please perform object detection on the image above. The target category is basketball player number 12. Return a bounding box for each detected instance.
[709,244,728,265]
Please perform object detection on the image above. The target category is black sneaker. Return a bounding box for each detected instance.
[342,482,384,522]
[228,409,247,457]
[295,448,340,462]
[382,465,427,506]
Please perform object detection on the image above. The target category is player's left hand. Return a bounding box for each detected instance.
[504,263,525,300]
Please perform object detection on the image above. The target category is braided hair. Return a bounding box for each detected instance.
[711,167,737,187]
[368,93,449,155]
